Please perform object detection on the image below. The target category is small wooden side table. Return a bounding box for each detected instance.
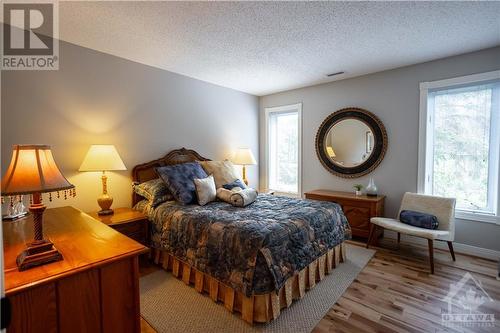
[88,207,149,247]
[304,189,385,239]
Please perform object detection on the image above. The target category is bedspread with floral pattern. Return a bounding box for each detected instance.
[135,194,351,295]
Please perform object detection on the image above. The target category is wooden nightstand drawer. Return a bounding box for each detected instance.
[88,208,150,247]
[112,219,146,234]
[112,223,147,242]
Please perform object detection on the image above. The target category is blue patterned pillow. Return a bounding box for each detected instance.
[400,210,439,229]
[156,162,208,204]
[222,179,247,190]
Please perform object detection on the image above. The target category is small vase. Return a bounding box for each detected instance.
[355,190,362,196]
[366,177,378,196]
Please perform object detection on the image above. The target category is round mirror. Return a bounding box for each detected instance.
[325,119,374,167]
[316,108,387,178]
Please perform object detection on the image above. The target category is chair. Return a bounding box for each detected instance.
[367,192,456,274]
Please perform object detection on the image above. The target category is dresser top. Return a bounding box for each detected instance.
[3,206,148,294]
[304,189,385,202]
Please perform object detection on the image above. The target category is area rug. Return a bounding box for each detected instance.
[140,243,375,333]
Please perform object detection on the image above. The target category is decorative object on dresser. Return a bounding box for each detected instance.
[231,147,257,185]
[365,176,378,196]
[1,144,76,271]
[3,206,147,332]
[368,192,456,274]
[88,207,149,247]
[315,107,388,178]
[2,194,27,220]
[79,144,126,215]
[305,189,385,239]
[353,184,363,196]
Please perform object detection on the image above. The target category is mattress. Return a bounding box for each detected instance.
[135,194,351,295]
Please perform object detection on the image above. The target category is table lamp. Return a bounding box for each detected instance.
[79,145,126,215]
[232,148,257,186]
[1,145,75,271]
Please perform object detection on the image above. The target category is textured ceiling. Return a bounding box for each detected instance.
[57,1,500,96]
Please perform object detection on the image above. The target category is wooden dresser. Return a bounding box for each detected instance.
[3,206,148,333]
[304,190,385,238]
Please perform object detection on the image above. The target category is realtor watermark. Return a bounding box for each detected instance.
[441,272,495,328]
[1,0,59,70]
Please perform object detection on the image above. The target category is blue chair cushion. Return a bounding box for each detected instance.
[156,162,208,204]
[222,179,247,190]
[400,210,439,230]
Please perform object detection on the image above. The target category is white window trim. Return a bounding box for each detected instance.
[418,70,500,225]
[264,103,302,197]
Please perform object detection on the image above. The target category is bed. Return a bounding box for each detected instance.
[132,148,351,324]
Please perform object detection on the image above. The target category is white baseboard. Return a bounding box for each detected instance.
[384,230,500,261]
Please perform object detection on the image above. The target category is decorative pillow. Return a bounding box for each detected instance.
[132,178,173,207]
[400,210,439,230]
[222,179,247,191]
[194,175,216,206]
[200,160,242,189]
[156,162,208,204]
[230,188,258,207]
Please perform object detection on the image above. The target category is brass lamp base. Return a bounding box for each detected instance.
[97,173,114,215]
[242,165,249,186]
[98,209,114,216]
[16,239,62,271]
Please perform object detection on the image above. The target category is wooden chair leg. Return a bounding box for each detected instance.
[447,241,456,261]
[366,223,376,249]
[428,239,434,274]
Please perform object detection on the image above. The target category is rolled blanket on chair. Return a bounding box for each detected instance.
[230,188,258,207]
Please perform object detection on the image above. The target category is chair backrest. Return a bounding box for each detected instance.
[398,192,456,239]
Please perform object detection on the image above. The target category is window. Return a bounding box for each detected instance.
[265,103,302,195]
[419,71,500,223]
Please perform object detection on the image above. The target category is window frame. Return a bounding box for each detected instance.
[264,103,302,196]
[418,70,500,224]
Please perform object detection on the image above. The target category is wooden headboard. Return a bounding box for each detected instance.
[131,147,211,205]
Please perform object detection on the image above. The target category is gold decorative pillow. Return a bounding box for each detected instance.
[200,160,242,189]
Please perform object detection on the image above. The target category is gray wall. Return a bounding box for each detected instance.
[1,40,259,212]
[260,47,500,251]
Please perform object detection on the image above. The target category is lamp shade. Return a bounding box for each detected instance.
[1,145,74,195]
[79,145,126,172]
[232,148,257,165]
[326,146,336,158]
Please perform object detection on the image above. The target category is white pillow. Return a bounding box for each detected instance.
[194,175,217,206]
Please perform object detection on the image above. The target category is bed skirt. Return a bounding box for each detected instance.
[151,241,347,324]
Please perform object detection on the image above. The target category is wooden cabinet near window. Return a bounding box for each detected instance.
[304,190,385,239]
[3,206,148,333]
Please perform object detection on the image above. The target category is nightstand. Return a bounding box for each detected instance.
[88,207,149,247]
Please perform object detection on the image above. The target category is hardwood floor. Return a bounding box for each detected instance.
[313,238,499,333]
[140,238,500,332]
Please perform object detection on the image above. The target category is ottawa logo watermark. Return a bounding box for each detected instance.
[441,272,495,328]
[1,0,59,70]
